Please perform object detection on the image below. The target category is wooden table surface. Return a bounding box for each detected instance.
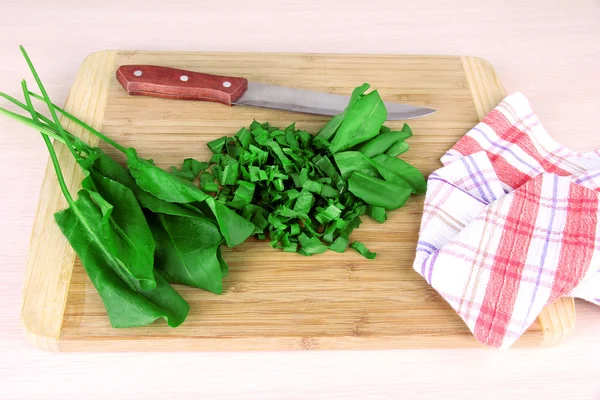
[0,1,598,399]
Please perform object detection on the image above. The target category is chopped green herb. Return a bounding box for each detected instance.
[350,241,377,259]
[367,206,388,223]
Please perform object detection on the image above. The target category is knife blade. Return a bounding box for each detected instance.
[116,65,436,120]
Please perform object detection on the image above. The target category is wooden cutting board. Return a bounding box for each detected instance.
[21,51,576,351]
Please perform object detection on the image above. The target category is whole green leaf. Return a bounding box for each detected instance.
[204,197,255,247]
[359,124,412,158]
[347,171,412,210]
[139,193,205,218]
[12,54,189,327]
[170,165,195,181]
[386,141,410,157]
[139,271,191,326]
[328,90,387,153]
[348,83,371,103]
[90,153,204,218]
[370,158,413,188]
[151,213,224,294]
[54,189,189,328]
[333,151,379,181]
[217,247,229,278]
[372,154,427,194]
[315,112,344,143]
[316,83,370,141]
[126,148,209,204]
[83,172,156,290]
[334,151,416,196]
[90,153,134,186]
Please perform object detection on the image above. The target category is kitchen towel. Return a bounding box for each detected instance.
[414,92,600,349]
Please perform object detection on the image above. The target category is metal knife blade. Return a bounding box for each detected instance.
[116,65,436,120]
[235,82,435,120]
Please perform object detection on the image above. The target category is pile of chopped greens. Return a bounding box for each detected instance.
[0,47,426,328]
[199,85,426,257]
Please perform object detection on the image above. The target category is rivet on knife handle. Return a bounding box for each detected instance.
[116,65,248,105]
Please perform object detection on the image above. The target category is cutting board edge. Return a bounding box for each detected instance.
[105,49,472,59]
[54,327,556,351]
[19,51,575,351]
[21,50,116,352]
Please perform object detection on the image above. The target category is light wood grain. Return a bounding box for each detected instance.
[20,51,573,351]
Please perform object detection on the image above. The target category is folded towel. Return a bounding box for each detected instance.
[414,92,600,349]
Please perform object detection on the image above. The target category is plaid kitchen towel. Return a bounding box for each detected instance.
[414,92,600,349]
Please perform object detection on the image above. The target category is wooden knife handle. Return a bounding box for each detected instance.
[116,65,248,105]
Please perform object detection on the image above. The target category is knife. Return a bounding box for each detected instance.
[116,65,436,120]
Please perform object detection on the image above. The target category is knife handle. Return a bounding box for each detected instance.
[116,65,248,105]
